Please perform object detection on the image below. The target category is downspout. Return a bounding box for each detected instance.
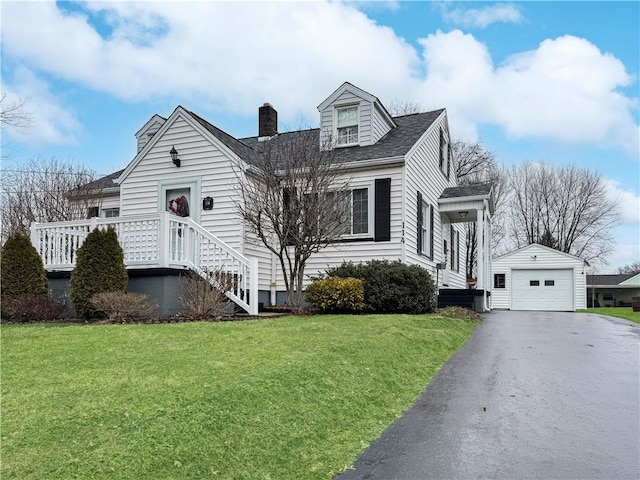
[270,252,277,306]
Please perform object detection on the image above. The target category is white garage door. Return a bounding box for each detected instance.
[511,269,574,311]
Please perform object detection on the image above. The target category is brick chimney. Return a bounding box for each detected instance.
[259,103,277,137]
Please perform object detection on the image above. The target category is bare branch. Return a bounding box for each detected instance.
[1,157,101,242]
[504,161,620,266]
[1,93,31,130]
[234,130,352,306]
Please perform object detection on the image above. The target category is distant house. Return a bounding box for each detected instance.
[585,273,640,307]
[31,82,494,315]
[492,243,588,311]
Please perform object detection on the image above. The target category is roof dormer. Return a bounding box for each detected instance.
[135,114,166,153]
[317,82,396,150]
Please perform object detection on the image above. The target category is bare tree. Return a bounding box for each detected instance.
[617,261,640,274]
[505,162,620,265]
[386,100,421,117]
[235,129,352,306]
[450,140,506,280]
[1,93,30,130]
[1,157,101,241]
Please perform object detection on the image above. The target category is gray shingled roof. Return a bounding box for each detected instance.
[586,274,636,286]
[239,109,444,164]
[440,182,493,199]
[187,109,257,162]
[90,108,444,187]
[80,169,124,191]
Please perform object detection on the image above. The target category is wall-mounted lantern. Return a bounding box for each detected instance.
[170,146,181,167]
[203,196,214,210]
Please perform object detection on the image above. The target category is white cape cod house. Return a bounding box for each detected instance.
[32,82,494,315]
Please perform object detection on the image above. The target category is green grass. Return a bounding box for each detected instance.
[578,307,640,323]
[1,314,478,480]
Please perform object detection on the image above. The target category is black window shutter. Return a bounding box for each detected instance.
[282,187,296,246]
[429,205,434,260]
[417,192,423,254]
[374,178,391,242]
[439,128,445,168]
[446,144,451,180]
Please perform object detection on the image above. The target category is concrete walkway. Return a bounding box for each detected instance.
[336,311,640,480]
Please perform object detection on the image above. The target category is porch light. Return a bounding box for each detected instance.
[458,211,469,218]
[170,146,181,167]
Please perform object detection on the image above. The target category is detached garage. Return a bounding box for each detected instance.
[492,243,588,311]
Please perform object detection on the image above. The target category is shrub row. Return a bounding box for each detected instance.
[306,260,436,314]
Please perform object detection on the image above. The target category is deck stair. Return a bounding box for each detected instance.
[30,212,258,315]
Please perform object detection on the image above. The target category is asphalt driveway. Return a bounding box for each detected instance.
[336,311,640,480]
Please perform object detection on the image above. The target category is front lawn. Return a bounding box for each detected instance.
[1,314,478,479]
[578,307,640,323]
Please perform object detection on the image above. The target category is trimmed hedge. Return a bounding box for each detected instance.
[326,260,436,314]
[70,227,128,319]
[305,277,365,313]
[1,233,48,301]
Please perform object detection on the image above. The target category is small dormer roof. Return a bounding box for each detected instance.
[317,81,397,128]
[135,114,166,138]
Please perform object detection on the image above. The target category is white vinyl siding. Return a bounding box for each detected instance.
[120,115,243,252]
[270,166,403,290]
[404,111,465,289]
[492,244,586,311]
[318,85,393,148]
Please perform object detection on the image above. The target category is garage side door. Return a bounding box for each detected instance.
[511,269,574,311]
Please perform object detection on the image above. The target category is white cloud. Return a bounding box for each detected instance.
[415,31,639,156]
[1,68,81,146]
[0,2,637,157]
[0,1,418,123]
[441,2,524,28]
[603,178,640,224]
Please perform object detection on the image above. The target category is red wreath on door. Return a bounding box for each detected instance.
[168,195,189,217]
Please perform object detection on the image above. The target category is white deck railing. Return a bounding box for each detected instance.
[30,212,258,315]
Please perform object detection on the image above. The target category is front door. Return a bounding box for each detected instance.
[160,179,200,264]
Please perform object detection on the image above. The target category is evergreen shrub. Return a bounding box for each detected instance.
[326,260,436,314]
[305,276,365,313]
[70,227,128,319]
[1,233,48,300]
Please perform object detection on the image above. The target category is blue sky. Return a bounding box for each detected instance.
[1,1,638,271]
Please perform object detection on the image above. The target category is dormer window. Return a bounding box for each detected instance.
[336,106,358,146]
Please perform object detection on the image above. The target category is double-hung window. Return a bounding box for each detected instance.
[421,202,430,256]
[336,106,358,146]
[351,187,368,234]
[306,186,371,238]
